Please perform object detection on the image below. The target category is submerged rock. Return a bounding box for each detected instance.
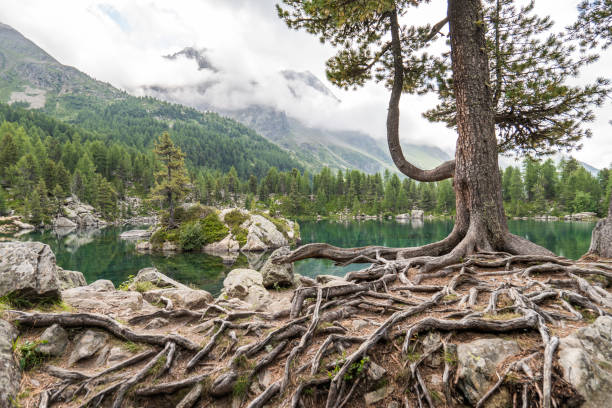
[119,229,152,240]
[558,316,612,408]
[0,241,61,301]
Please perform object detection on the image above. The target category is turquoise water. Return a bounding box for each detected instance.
[7,219,596,295]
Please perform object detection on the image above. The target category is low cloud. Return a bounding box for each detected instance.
[0,0,609,167]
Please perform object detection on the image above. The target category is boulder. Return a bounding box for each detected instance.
[144,288,214,310]
[0,319,20,407]
[13,220,35,230]
[411,209,424,219]
[558,316,612,408]
[456,338,520,407]
[203,233,240,253]
[261,247,294,288]
[36,324,69,356]
[57,267,87,290]
[119,229,152,240]
[241,215,288,251]
[0,241,61,301]
[162,241,179,252]
[365,384,393,406]
[222,268,271,310]
[68,329,108,365]
[136,241,151,251]
[53,216,77,228]
[144,317,169,330]
[108,346,131,363]
[132,267,190,291]
[62,280,156,318]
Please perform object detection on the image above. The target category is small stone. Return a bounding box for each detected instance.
[88,279,115,292]
[352,319,369,331]
[36,324,68,356]
[68,330,108,365]
[430,374,442,386]
[365,385,393,406]
[387,402,400,408]
[144,317,169,330]
[367,361,387,382]
[108,346,131,363]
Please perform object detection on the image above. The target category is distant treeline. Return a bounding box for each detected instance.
[194,158,612,219]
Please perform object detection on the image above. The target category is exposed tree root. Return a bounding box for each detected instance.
[13,246,612,408]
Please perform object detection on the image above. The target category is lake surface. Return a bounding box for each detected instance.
[6,219,595,295]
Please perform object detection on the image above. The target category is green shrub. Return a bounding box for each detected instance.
[150,228,167,246]
[179,221,207,251]
[14,339,47,370]
[177,212,228,251]
[224,210,250,246]
[200,213,228,244]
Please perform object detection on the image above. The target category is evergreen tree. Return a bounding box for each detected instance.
[0,186,7,216]
[153,132,189,227]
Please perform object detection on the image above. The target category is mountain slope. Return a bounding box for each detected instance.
[140,47,452,174]
[0,23,300,178]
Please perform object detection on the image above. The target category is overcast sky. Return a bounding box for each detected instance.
[1,0,611,168]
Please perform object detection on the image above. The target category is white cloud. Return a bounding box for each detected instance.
[0,0,609,167]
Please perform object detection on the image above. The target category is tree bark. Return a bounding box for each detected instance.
[587,193,612,258]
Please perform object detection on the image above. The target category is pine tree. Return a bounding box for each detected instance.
[0,186,7,216]
[153,132,189,227]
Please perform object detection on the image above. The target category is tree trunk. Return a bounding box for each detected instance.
[588,193,612,258]
[447,0,504,251]
[276,0,554,269]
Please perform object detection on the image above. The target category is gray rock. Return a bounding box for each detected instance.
[108,346,131,363]
[144,317,169,330]
[365,384,393,405]
[241,214,288,251]
[222,268,270,310]
[367,361,387,382]
[68,330,108,365]
[119,229,152,240]
[54,216,77,228]
[261,247,294,288]
[36,324,68,356]
[136,241,151,251]
[210,371,238,397]
[558,316,612,408]
[387,402,400,408]
[0,241,61,300]
[62,282,155,318]
[88,279,115,291]
[143,288,213,310]
[57,267,87,290]
[162,241,179,252]
[132,268,190,291]
[0,319,20,408]
[456,338,520,407]
[203,234,240,253]
[352,319,369,331]
[95,345,111,366]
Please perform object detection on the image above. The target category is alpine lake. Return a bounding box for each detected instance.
[7,219,596,296]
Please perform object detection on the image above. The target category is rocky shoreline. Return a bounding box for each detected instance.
[1,240,612,407]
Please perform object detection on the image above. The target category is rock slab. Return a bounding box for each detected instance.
[456,338,520,407]
[0,241,61,300]
[68,329,108,365]
[558,316,612,408]
[0,319,20,408]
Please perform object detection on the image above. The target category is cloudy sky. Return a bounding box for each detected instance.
[1,0,611,168]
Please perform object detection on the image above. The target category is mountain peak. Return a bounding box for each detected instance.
[163,47,216,71]
[280,70,340,102]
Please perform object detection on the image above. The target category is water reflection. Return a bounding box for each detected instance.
[5,219,596,295]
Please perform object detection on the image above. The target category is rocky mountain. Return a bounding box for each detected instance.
[0,23,299,177]
[140,46,452,174]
